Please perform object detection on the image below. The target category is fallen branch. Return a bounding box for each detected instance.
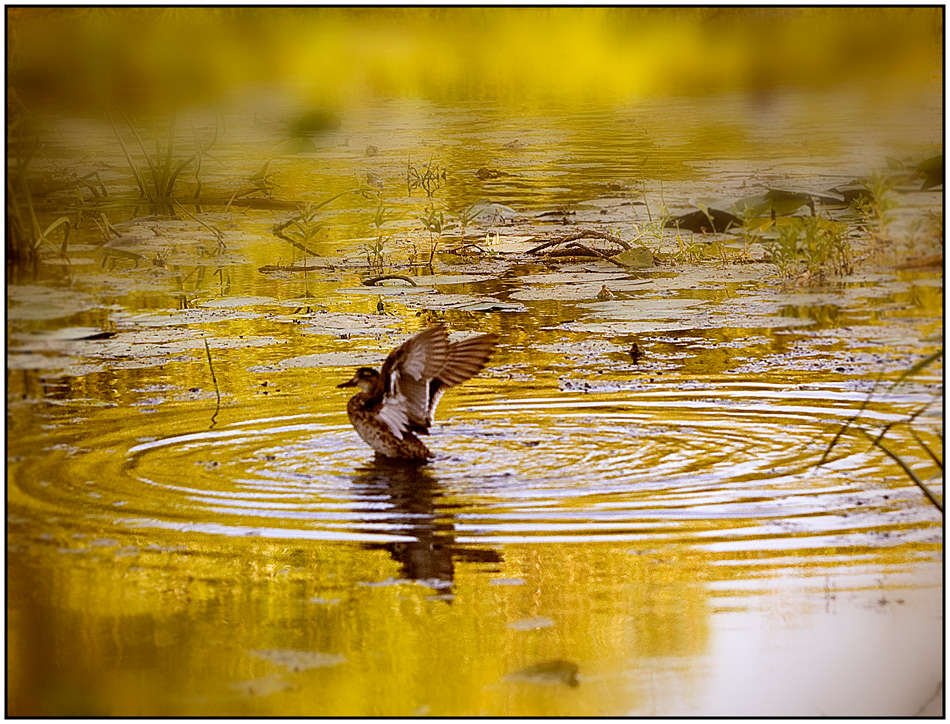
[362,274,417,286]
[528,229,632,254]
[565,242,628,268]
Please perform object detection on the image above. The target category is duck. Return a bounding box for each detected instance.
[337,326,498,461]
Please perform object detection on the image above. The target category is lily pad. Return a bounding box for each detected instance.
[7,286,99,321]
[400,293,525,312]
[467,200,519,224]
[6,352,83,371]
[517,272,624,285]
[200,296,277,308]
[535,339,624,356]
[610,248,655,268]
[299,313,401,336]
[30,327,116,341]
[508,279,649,302]
[562,321,698,335]
[578,298,705,316]
[280,351,381,369]
[665,207,741,234]
[112,309,264,327]
[507,616,555,631]
[408,274,496,285]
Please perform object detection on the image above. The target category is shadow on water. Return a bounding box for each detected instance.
[350,457,502,592]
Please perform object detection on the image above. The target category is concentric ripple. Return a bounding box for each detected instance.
[9,382,942,559]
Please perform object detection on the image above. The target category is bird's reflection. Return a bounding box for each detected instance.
[350,457,502,595]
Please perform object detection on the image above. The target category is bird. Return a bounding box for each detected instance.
[337,326,498,461]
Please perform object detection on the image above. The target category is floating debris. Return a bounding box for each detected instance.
[507,616,555,631]
[504,659,580,687]
[250,649,346,672]
[476,167,512,180]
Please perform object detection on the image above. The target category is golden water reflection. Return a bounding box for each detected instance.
[8,508,939,716]
[6,8,943,713]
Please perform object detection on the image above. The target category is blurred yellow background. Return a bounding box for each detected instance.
[8,7,942,111]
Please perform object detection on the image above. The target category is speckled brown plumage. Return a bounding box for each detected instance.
[338,326,498,461]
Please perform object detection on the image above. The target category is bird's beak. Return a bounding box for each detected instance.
[337,375,357,388]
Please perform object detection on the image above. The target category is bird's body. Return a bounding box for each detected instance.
[338,326,498,461]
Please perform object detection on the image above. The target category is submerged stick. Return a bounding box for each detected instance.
[204,338,221,429]
[856,428,943,513]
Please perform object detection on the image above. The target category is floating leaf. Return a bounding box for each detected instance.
[508,279,648,302]
[280,351,381,369]
[299,313,400,336]
[408,274,496,285]
[517,272,623,285]
[467,200,519,224]
[610,248,654,268]
[665,207,741,233]
[400,293,524,312]
[200,296,277,308]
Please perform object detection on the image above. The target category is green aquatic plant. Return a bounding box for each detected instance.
[763,215,851,286]
[363,200,390,273]
[406,156,446,198]
[273,203,325,257]
[419,204,458,267]
[853,172,898,249]
[247,160,279,198]
[457,203,486,233]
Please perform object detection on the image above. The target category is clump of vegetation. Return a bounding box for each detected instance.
[6,108,72,267]
[363,200,390,273]
[273,203,325,258]
[763,215,852,286]
[271,198,339,296]
[406,156,446,198]
[107,103,219,207]
[853,173,898,248]
[246,160,279,198]
[405,156,459,266]
[419,205,458,267]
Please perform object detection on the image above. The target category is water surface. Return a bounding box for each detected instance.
[7,90,943,716]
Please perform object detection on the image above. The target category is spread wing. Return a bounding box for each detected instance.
[422,332,499,429]
[375,326,450,439]
[375,327,498,438]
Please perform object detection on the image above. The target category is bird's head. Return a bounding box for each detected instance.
[337,367,380,393]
